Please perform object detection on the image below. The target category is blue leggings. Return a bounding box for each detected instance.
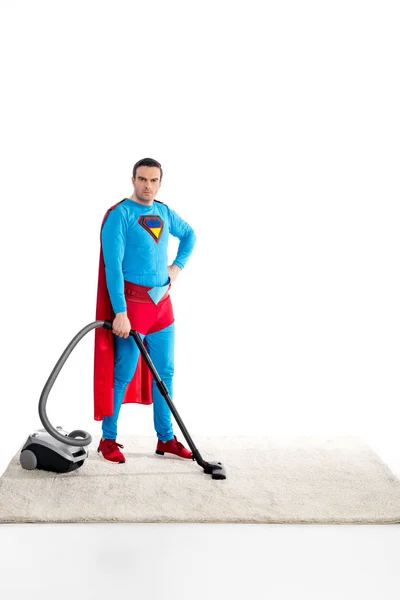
[102,322,175,441]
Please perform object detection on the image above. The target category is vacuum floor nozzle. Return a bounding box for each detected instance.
[203,461,227,480]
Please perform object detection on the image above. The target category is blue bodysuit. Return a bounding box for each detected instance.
[100,198,196,441]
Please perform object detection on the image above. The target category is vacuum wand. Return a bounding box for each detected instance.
[103,320,226,480]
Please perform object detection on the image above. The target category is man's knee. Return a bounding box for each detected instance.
[157,363,174,379]
[114,374,133,388]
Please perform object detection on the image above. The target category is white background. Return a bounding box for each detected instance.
[0,0,399,459]
[0,2,399,598]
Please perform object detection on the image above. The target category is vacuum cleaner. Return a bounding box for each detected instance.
[20,320,226,480]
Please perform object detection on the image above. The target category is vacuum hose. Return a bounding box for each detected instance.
[38,320,109,447]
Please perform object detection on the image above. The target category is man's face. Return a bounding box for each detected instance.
[132,166,162,204]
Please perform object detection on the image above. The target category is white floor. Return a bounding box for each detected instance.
[0,523,399,599]
[0,435,399,600]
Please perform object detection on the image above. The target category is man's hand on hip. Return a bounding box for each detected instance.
[168,264,182,284]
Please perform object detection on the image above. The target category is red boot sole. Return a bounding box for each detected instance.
[97,449,126,464]
[155,450,192,459]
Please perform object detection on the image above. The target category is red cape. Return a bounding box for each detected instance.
[93,200,153,421]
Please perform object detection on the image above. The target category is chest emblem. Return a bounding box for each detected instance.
[138,215,164,243]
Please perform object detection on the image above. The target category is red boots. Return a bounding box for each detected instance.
[97,438,126,463]
[156,435,193,459]
[97,435,193,463]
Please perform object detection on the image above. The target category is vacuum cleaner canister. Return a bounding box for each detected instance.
[20,427,89,473]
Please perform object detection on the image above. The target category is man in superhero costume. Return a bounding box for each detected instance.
[94,158,196,463]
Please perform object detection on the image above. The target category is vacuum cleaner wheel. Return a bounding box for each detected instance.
[20,449,38,470]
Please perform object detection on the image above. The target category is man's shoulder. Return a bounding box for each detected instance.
[154,199,172,214]
[105,199,128,214]
[101,200,128,226]
[154,199,175,210]
[154,199,169,211]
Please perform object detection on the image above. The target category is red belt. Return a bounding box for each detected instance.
[124,280,171,304]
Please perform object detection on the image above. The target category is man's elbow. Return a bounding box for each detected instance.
[187,228,196,243]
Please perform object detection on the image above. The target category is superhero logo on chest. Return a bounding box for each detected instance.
[138,215,164,244]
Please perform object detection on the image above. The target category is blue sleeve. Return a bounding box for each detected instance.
[168,207,196,269]
[101,208,127,314]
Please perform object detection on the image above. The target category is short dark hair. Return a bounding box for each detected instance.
[133,158,163,182]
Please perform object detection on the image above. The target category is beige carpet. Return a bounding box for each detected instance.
[0,435,399,524]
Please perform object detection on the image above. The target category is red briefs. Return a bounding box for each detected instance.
[123,280,174,334]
